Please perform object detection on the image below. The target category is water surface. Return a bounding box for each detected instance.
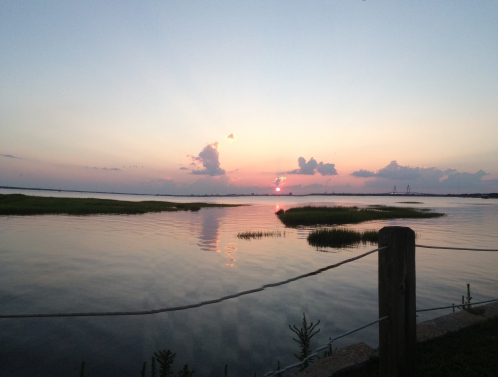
[1,190,497,376]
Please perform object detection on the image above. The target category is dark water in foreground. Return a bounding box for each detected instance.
[1,190,498,376]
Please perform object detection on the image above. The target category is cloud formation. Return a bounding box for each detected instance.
[179,167,189,170]
[351,160,432,180]
[190,142,226,176]
[352,161,493,192]
[273,176,286,187]
[352,161,459,181]
[1,154,21,159]
[226,133,235,140]
[86,166,120,171]
[287,157,338,176]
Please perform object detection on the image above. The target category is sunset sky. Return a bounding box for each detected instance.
[1,1,497,195]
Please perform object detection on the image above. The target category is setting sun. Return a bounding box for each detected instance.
[276,187,280,192]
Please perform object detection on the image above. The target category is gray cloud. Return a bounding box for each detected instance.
[353,161,493,193]
[1,154,21,159]
[179,167,189,170]
[351,169,377,178]
[87,166,121,171]
[287,157,337,176]
[273,176,286,187]
[190,142,226,176]
[316,162,338,176]
[352,161,437,180]
[226,133,235,140]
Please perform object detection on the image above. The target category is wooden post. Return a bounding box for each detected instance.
[378,226,416,377]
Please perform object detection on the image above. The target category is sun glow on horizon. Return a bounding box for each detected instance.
[276,187,280,192]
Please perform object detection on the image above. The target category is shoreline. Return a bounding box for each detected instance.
[1,186,497,199]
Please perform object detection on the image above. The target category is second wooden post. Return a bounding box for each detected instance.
[378,226,416,377]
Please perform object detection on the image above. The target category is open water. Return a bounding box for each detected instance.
[1,189,497,376]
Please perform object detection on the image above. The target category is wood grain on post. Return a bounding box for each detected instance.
[378,226,416,377]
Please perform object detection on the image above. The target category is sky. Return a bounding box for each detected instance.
[1,1,498,195]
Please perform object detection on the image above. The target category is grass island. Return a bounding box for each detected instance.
[276,205,444,227]
[0,194,240,216]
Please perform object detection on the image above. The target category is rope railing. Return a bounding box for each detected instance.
[416,298,498,313]
[264,316,389,376]
[416,244,498,252]
[0,246,386,319]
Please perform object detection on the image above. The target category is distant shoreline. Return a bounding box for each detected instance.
[1,185,497,199]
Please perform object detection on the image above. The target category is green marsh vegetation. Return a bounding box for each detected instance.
[458,283,485,315]
[237,230,285,240]
[276,205,444,227]
[307,228,378,249]
[0,194,239,216]
[289,313,321,371]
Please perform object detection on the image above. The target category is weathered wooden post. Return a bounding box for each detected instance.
[378,226,416,377]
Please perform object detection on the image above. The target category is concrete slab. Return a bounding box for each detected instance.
[286,342,375,377]
[416,319,448,342]
[482,301,498,319]
[433,309,486,333]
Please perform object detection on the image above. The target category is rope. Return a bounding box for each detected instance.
[416,298,498,313]
[416,244,498,252]
[264,316,388,376]
[0,246,386,319]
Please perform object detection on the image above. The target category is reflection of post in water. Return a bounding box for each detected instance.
[197,208,225,253]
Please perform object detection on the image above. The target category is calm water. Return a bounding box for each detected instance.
[1,189,498,376]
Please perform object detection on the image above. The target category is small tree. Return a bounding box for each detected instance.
[459,283,472,311]
[289,313,321,370]
[177,364,194,377]
[154,350,176,377]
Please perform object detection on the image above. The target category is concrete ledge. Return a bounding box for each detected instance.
[286,342,375,377]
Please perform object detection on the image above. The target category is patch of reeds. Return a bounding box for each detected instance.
[307,228,379,248]
[237,230,285,240]
[276,205,444,227]
[0,194,239,216]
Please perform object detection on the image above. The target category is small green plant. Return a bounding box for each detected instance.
[459,283,473,311]
[322,338,333,358]
[177,364,194,377]
[79,361,87,377]
[154,350,176,377]
[289,313,321,370]
[140,350,194,377]
[237,230,285,240]
[151,356,156,377]
[458,283,485,315]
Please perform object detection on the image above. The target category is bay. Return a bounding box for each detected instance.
[1,189,497,376]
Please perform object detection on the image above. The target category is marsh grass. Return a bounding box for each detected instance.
[276,205,444,227]
[307,228,379,248]
[0,194,239,216]
[237,230,285,240]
